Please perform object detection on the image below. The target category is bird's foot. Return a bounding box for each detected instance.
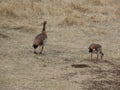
[34,51,37,54]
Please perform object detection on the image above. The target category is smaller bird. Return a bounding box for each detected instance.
[88,43,104,62]
[32,21,47,54]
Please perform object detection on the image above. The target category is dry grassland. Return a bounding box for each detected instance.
[0,0,120,90]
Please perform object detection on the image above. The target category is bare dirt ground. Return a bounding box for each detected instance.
[0,0,120,90]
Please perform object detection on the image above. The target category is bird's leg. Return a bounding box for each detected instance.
[91,53,92,61]
[40,46,44,54]
[34,49,37,54]
[96,53,99,63]
[101,55,102,60]
[101,55,103,60]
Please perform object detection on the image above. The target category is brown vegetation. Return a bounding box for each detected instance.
[0,0,120,90]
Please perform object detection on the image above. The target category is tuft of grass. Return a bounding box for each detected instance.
[68,1,89,13]
[48,6,63,16]
[60,15,83,26]
[0,7,17,18]
[12,25,37,33]
[0,0,43,18]
[92,0,103,6]
[0,20,37,33]
[89,14,108,23]
[64,7,73,15]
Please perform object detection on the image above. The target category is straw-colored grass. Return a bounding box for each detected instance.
[0,0,120,90]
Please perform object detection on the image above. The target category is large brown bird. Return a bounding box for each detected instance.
[88,43,104,62]
[33,21,47,54]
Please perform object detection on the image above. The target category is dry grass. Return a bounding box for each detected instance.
[60,14,83,26]
[68,1,89,13]
[0,0,120,90]
[83,64,120,90]
[0,0,30,18]
[115,7,120,17]
[90,0,103,6]
[0,19,37,33]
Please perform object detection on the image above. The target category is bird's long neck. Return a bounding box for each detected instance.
[42,23,46,32]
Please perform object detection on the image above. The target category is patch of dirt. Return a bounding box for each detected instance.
[71,64,89,68]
